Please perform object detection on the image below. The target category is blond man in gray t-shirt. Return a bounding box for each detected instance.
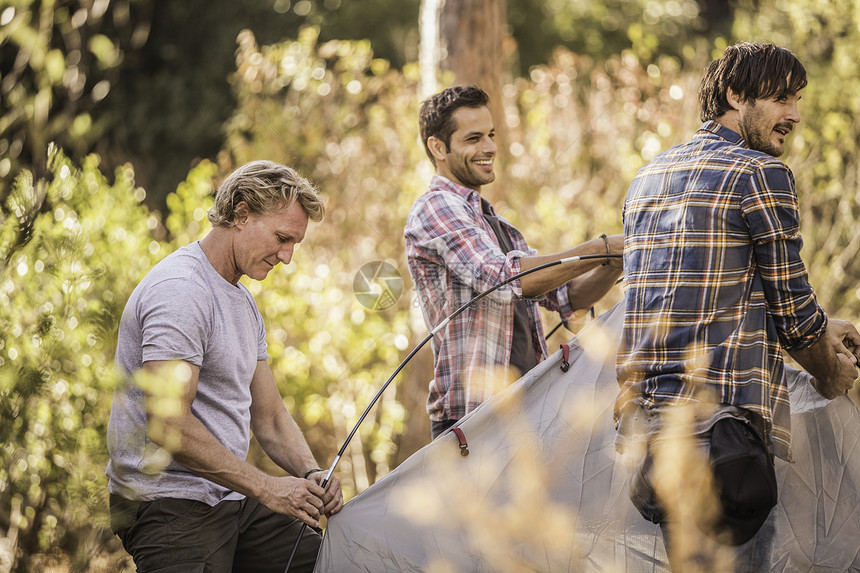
[106,161,342,573]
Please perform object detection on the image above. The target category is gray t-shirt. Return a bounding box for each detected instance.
[106,242,269,505]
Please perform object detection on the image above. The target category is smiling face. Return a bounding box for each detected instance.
[731,88,802,157]
[429,106,497,191]
[233,200,309,282]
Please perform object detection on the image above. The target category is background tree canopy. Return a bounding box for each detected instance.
[1,0,731,208]
[2,0,860,570]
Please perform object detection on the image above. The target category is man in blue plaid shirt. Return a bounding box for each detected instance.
[616,43,860,569]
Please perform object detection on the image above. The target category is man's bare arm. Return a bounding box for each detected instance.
[518,234,623,300]
[249,360,343,517]
[142,360,330,527]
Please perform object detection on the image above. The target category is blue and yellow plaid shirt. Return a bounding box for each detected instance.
[616,121,827,459]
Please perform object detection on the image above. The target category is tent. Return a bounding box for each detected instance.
[314,304,860,571]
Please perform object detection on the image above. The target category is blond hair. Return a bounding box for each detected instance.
[208,160,324,227]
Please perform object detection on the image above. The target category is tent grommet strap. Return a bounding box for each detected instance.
[452,427,469,456]
[560,344,571,372]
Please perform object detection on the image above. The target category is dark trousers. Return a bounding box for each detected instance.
[111,494,321,573]
[430,419,457,439]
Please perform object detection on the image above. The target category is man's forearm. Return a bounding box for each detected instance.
[519,235,621,298]
[155,413,273,500]
[567,265,623,311]
[789,338,839,384]
[252,408,320,478]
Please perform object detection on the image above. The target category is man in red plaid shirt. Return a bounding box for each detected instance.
[406,86,623,439]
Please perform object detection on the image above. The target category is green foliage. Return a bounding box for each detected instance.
[164,161,217,246]
[0,146,159,571]
[0,147,219,570]
[508,0,729,73]
[0,0,148,204]
[500,48,703,254]
[2,0,721,211]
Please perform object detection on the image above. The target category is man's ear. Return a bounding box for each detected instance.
[427,136,448,163]
[234,201,249,226]
[726,87,743,111]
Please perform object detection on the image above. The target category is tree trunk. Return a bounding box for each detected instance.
[419,0,508,119]
[441,0,507,108]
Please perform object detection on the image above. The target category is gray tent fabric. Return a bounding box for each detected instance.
[314,303,860,572]
[772,368,860,571]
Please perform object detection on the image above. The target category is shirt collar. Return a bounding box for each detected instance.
[431,174,481,203]
[480,197,496,216]
[698,120,747,148]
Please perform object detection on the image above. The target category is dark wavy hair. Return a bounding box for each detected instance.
[699,42,807,122]
[418,86,490,166]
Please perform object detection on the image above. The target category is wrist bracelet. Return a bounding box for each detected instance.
[303,468,323,479]
[599,233,611,266]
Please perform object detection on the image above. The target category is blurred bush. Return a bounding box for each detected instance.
[0,0,152,204]
[0,143,217,570]
[0,146,155,571]
[0,0,719,210]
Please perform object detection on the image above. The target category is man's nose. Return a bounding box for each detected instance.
[278,245,294,265]
[482,135,497,154]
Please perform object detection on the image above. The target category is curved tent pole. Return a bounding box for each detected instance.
[284,253,623,572]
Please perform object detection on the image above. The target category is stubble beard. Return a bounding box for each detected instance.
[452,160,494,190]
[741,106,785,158]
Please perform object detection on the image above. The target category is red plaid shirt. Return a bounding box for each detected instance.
[405,176,574,422]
